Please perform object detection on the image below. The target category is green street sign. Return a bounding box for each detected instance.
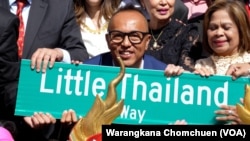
[15,59,250,124]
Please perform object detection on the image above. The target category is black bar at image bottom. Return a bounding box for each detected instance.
[102,124,250,140]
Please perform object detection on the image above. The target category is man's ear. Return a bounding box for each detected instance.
[145,34,151,50]
[105,34,111,50]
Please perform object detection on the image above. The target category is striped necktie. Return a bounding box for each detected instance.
[16,0,27,58]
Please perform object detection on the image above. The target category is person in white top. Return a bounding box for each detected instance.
[73,0,121,58]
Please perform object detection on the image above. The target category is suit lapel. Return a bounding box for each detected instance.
[23,0,48,57]
[143,55,152,69]
[101,53,114,66]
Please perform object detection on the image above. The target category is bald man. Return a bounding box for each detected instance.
[84,5,168,70]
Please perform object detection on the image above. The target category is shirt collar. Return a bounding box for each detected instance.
[112,59,144,69]
[139,59,144,69]
[9,0,32,6]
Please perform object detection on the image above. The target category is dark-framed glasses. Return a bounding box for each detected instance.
[108,30,149,44]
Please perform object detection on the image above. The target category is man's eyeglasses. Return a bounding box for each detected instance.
[108,31,149,44]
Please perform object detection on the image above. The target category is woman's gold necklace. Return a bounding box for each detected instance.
[150,28,164,50]
[82,21,108,34]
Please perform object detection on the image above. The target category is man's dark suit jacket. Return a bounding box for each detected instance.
[0,0,88,140]
[0,8,19,120]
[0,0,88,61]
[84,52,167,71]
